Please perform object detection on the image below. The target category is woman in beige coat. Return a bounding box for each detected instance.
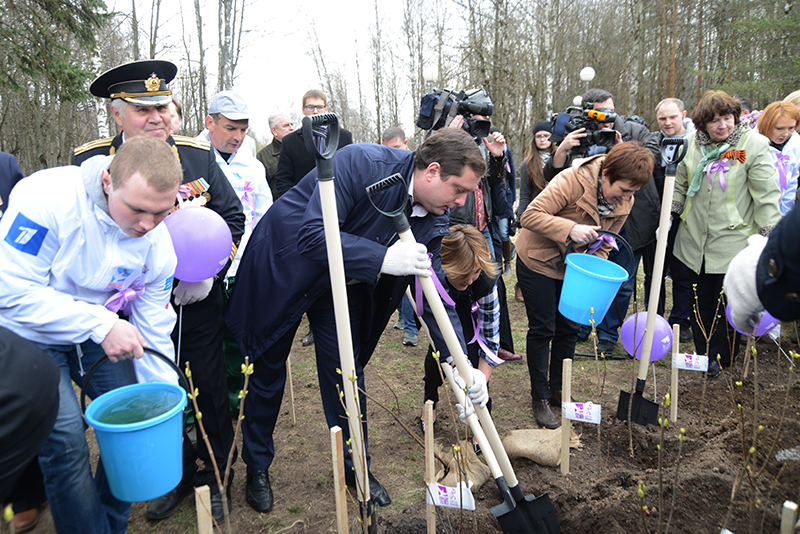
[516,142,654,428]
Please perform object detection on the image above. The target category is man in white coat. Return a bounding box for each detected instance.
[0,136,182,533]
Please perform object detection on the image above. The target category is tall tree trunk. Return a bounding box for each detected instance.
[131,0,139,60]
[148,0,161,59]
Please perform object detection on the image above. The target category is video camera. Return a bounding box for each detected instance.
[417,88,494,140]
[551,104,618,156]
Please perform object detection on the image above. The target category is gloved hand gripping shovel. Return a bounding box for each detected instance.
[367,174,560,534]
[302,113,376,532]
[616,137,688,426]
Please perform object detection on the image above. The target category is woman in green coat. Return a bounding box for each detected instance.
[673,90,781,377]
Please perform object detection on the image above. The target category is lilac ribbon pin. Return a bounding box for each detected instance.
[416,253,455,317]
[468,302,502,365]
[240,180,257,229]
[776,152,790,191]
[104,287,144,316]
[586,234,618,255]
[707,159,730,192]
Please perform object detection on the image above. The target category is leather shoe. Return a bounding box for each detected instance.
[514,283,524,303]
[146,481,193,520]
[210,488,231,524]
[596,339,616,356]
[302,332,314,346]
[679,325,693,343]
[345,470,392,507]
[246,468,274,513]
[707,359,722,378]
[532,398,560,429]
[548,387,574,406]
[11,508,39,533]
[497,348,523,363]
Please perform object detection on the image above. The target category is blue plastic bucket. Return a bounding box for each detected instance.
[559,253,628,325]
[85,381,187,502]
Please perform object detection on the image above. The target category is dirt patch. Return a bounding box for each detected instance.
[20,279,800,534]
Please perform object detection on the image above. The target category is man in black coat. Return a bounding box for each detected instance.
[0,151,23,220]
[273,89,353,198]
[71,60,245,524]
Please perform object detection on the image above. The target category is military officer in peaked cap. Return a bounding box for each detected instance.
[73,59,245,524]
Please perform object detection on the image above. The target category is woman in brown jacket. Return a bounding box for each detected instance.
[516,142,654,428]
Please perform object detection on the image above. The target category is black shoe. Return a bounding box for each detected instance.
[577,332,589,343]
[473,442,482,455]
[678,325,692,343]
[790,330,798,344]
[246,468,274,513]
[345,470,392,507]
[707,359,722,378]
[146,482,193,520]
[302,332,314,346]
[596,339,616,356]
[210,487,231,524]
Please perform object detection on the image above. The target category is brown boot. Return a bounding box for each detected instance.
[514,283,524,303]
[532,398,560,429]
[549,387,575,406]
[12,508,39,533]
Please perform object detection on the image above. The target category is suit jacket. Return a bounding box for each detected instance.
[225,143,466,363]
[0,152,24,215]
[72,133,245,279]
[273,126,353,198]
[256,138,282,200]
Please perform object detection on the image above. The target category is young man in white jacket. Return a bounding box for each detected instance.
[0,136,182,534]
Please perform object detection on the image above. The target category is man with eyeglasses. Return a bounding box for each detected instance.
[273,89,353,199]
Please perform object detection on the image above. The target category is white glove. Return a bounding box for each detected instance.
[173,278,214,306]
[456,398,475,424]
[724,234,768,333]
[380,241,431,277]
[452,366,489,408]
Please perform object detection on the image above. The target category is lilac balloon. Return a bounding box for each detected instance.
[163,207,232,282]
[725,303,779,337]
[620,312,673,362]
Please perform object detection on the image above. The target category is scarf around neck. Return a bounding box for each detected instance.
[688,121,748,197]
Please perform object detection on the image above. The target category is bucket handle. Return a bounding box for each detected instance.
[80,348,190,416]
[565,229,635,282]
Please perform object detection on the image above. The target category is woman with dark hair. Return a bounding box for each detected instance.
[514,121,555,302]
[516,142,653,428]
[673,90,781,377]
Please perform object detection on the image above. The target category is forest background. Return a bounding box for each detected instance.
[2,0,800,176]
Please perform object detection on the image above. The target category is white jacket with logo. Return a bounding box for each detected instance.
[197,130,272,278]
[0,156,178,383]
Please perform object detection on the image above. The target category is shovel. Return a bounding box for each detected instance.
[302,113,376,532]
[616,137,688,426]
[367,173,560,534]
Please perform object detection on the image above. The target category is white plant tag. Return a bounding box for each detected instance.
[720,529,735,534]
[425,481,476,510]
[562,402,601,424]
[672,353,709,372]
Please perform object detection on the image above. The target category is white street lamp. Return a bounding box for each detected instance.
[580,66,595,93]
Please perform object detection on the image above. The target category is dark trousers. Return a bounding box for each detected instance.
[688,262,741,367]
[665,220,693,326]
[5,460,46,512]
[496,275,515,353]
[422,343,492,414]
[242,285,370,472]
[516,258,580,399]
[172,281,234,490]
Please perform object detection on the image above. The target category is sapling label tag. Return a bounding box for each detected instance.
[672,353,709,371]
[562,402,601,424]
[425,481,476,510]
[720,529,735,534]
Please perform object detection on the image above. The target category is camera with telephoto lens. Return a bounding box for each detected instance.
[552,104,618,156]
[416,88,494,140]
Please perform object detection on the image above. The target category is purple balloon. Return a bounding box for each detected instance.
[163,207,232,282]
[725,303,779,337]
[620,312,673,361]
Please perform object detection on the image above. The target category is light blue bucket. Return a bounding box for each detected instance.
[85,381,187,502]
[559,253,628,325]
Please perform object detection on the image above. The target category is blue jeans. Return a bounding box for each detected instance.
[480,226,495,261]
[398,294,418,335]
[496,217,510,242]
[36,340,136,534]
[579,248,643,343]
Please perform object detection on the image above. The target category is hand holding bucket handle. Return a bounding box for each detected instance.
[80,347,190,416]
[565,229,635,282]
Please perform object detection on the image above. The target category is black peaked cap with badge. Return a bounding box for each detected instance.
[90,59,177,106]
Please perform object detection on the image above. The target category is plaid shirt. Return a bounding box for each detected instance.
[475,286,501,367]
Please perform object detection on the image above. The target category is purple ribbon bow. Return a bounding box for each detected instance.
[707,159,730,192]
[468,302,502,365]
[776,152,790,191]
[104,287,144,316]
[586,234,618,255]
[416,253,455,317]
[240,180,257,229]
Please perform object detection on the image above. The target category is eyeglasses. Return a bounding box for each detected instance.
[303,105,326,112]
[534,134,551,140]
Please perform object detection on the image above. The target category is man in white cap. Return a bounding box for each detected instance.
[197,90,272,422]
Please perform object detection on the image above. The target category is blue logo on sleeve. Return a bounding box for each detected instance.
[3,213,48,256]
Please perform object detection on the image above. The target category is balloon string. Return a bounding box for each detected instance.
[176,304,183,366]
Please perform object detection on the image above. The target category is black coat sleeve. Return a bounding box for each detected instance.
[757,204,800,320]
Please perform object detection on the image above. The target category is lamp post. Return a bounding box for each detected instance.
[579,66,595,94]
[423,66,438,94]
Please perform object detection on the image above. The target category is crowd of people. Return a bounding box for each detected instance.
[0,57,798,533]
